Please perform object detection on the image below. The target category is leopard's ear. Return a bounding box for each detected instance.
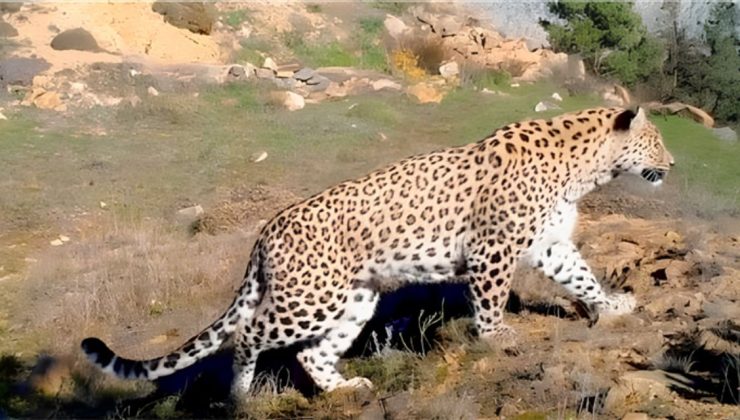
[613,107,646,132]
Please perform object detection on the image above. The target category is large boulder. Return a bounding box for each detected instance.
[152,2,216,35]
[51,28,103,52]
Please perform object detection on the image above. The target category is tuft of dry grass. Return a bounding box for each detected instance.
[22,218,253,355]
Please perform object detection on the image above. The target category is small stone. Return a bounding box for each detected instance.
[271,91,305,111]
[325,82,348,98]
[262,57,278,71]
[510,83,520,88]
[227,65,247,80]
[276,70,294,78]
[622,413,649,420]
[439,61,459,79]
[534,101,560,112]
[59,235,70,242]
[99,201,108,209]
[176,205,204,220]
[68,82,86,95]
[147,86,159,96]
[50,239,64,246]
[384,14,408,39]
[251,151,268,163]
[551,92,563,101]
[256,68,274,79]
[372,78,401,91]
[304,75,331,91]
[0,111,6,120]
[664,230,682,243]
[293,67,316,81]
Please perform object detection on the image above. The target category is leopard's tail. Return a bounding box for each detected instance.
[81,260,265,380]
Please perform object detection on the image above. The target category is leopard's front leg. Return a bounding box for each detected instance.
[534,241,636,317]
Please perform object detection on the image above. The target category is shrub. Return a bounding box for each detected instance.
[540,1,664,86]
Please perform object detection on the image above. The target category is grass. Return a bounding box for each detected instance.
[223,9,249,29]
[281,16,388,71]
[652,115,740,212]
[343,350,420,393]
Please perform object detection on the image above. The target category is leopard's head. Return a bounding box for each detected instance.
[611,107,674,186]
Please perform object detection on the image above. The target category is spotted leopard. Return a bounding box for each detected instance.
[82,106,674,396]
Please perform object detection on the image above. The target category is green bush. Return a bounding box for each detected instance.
[540,1,664,85]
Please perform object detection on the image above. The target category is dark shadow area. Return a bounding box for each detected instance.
[659,324,740,404]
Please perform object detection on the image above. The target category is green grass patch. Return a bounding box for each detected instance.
[223,9,249,28]
[344,351,420,393]
[652,115,740,209]
[282,16,388,71]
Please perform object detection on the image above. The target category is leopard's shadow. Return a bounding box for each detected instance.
[132,283,571,416]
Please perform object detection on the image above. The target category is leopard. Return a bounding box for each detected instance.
[82,106,674,397]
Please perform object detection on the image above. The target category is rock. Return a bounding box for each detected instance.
[256,68,274,79]
[276,70,294,78]
[50,239,64,247]
[151,2,216,35]
[622,413,649,420]
[176,205,204,222]
[250,151,268,163]
[293,67,316,82]
[99,201,108,209]
[23,88,66,111]
[713,127,737,143]
[277,63,301,73]
[406,82,444,104]
[262,57,278,72]
[51,28,102,52]
[439,61,459,79]
[510,83,520,88]
[643,291,705,318]
[551,92,563,102]
[384,14,408,39]
[325,82,348,98]
[604,370,695,412]
[271,91,305,111]
[0,57,51,87]
[0,3,22,13]
[59,235,70,243]
[534,101,560,112]
[227,65,248,80]
[304,74,331,91]
[147,86,160,97]
[372,79,402,91]
[0,111,6,120]
[702,299,740,320]
[0,18,18,37]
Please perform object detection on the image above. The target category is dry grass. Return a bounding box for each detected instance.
[23,218,253,354]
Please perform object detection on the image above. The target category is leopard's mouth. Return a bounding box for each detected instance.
[640,168,667,185]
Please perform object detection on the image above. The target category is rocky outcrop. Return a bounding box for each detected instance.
[386,8,573,83]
